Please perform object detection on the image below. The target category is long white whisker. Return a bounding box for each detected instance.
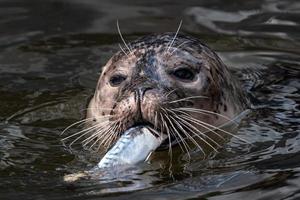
[118,43,128,56]
[162,108,192,159]
[98,123,119,151]
[81,121,112,147]
[179,113,226,141]
[175,110,250,144]
[193,117,251,144]
[102,123,119,148]
[85,121,116,146]
[172,109,226,141]
[170,41,189,55]
[105,122,121,151]
[61,118,94,135]
[154,111,158,130]
[160,113,176,157]
[175,115,220,152]
[117,20,132,54]
[179,114,225,145]
[168,108,220,151]
[164,89,177,98]
[82,107,113,112]
[168,109,220,148]
[66,122,110,148]
[160,113,173,161]
[167,113,206,157]
[166,20,183,53]
[61,121,108,141]
[88,122,117,150]
[167,96,208,104]
[172,107,237,125]
[61,115,112,136]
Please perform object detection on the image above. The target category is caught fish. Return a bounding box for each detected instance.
[64,126,165,182]
[97,126,165,169]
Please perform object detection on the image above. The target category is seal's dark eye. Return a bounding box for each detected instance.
[172,68,196,81]
[109,74,127,87]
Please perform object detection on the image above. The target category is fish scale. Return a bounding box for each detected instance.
[97,126,166,169]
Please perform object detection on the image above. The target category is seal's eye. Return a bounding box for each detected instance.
[109,74,127,87]
[172,68,196,81]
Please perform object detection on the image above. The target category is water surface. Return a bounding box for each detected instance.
[0,0,300,199]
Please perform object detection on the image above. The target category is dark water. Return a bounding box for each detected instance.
[1,0,300,199]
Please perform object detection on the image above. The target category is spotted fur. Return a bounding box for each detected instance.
[86,33,249,150]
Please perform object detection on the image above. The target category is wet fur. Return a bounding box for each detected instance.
[64,33,250,157]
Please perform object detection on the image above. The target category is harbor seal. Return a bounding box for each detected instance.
[85,33,249,155]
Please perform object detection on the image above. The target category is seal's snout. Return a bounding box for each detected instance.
[135,86,153,104]
[107,85,162,134]
[139,87,162,123]
[138,86,153,100]
[85,32,249,152]
[135,86,153,121]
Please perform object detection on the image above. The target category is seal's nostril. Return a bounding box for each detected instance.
[134,87,153,121]
[138,87,153,99]
[134,90,140,103]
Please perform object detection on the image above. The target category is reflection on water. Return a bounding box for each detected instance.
[0,0,300,199]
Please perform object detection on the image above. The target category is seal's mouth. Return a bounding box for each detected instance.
[128,122,158,136]
[127,121,178,151]
[129,121,153,129]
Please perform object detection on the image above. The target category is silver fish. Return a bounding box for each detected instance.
[97,126,166,169]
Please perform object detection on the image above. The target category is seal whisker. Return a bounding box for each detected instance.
[166,20,183,53]
[164,89,177,98]
[167,95,208,104]
[154,111,158,131]
[101,122,122,151]
[172,109,226,142]
[167,109,220,151]
[106,122,121,151]
[160,113,174,159]
[162,108,192,159]
[87,121,116,143]
[88,121,117,150]
[166,110,206,157]
[166,113,193,156]
[162,111,187,155]
[65,121,110,148]
[81,121,113,147]
[117,20,132,54]
[174,110,251,144]
[99,121,119,148]
[80,107,113,113]
[81,32,251,169]
[105,124,121,151]
[173,115,220,152]
[61,117,95,136]
[61,112,112,133]
[170,41,189,55]
[102,123,119,150]
[194,118,251,144]
[61,120,108,142]
[172,107,237,125]
[118,43,128,56]
[180,114,226,142]
[93,107,114,111]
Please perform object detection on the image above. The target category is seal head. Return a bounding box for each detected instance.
[86,33,249,150]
